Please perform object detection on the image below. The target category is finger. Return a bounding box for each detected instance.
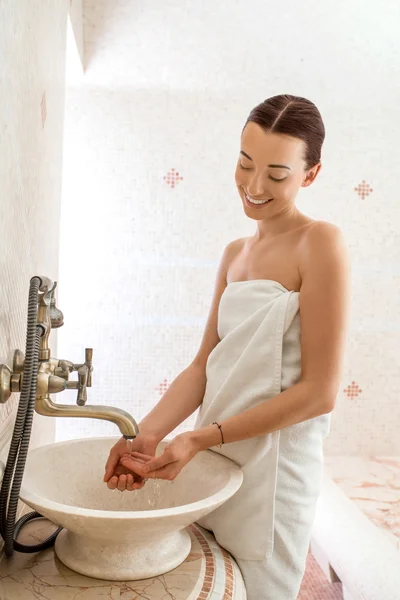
[104,450,119,481]
[113,464,129,477]
[120,456,148,476]
[132,480,146,490]
[130,452,154,461]
[127,455,147,464]
[131,475,145,489]
[107,475,119,490]
[117,474,127,492]
[141,454,174,473]
[126,473,134,491]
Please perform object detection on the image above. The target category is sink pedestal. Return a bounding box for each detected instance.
[55,527,192,580]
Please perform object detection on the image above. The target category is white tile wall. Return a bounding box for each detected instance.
[0,1,69,457]
[56,0,400,454]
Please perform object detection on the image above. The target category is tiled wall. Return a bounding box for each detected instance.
[57,0,400,455]
[0,1,69,466]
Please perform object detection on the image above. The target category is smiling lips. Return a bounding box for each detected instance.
[244,191,274,207]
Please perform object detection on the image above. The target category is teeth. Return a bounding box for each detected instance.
[245,193,271,205]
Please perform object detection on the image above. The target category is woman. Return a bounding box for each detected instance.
[104,94,350,599]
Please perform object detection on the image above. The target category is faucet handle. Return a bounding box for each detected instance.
[72,348,93,387]
[85,348,93,387]
[65,348,93,405]
[77,366,88,406]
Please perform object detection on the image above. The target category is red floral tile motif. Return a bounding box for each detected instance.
[41,92,47,128]
[354,180,373,200]
[343,381,362,399]
[163,168,183,189]
[155,378,170,395]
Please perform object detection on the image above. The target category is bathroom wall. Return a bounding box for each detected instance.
[68,0,84,65]
[0,0,70,522]
[58,0,400,455]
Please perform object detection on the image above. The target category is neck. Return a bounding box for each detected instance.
[255,205,307,239]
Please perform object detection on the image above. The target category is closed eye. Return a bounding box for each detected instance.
[269,176,286,182]
[238,164,286,182]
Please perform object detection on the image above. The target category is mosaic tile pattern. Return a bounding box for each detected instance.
[324,456,400,550]
[354,180,373,200]
[0,520,245,600]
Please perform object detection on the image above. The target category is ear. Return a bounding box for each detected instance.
[302,163,322,188]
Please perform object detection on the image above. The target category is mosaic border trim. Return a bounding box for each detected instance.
[188,523,235,600]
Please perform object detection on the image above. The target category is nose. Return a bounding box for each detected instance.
[245,173,269,198]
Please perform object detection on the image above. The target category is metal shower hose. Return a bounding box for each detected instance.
[0,276,62,557]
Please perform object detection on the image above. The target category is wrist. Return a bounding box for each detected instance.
[187,424,223,453]
[137,422,164,444]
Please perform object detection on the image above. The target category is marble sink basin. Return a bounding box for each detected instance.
[20,436,243,581]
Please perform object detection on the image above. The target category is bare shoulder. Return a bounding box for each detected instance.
[224,237,248,256]
[301,219,345,240]
[298,220,350,283]
[298,221,351,298]
[220,237,247,269]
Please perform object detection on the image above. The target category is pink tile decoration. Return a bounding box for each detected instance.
[155,378,170,395]
[343,381,362,399]
[41,92,47,128]
[163,168,183,188]
[354,180,373,199]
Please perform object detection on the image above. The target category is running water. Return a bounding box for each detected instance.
[146,480,162,508]
[108,439,176,509]
[113,437,175,507]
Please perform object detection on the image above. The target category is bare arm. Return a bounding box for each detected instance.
[139,241,241,442]
[138,364,207,442]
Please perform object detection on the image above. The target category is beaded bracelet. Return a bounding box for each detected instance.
[212,421,224,448]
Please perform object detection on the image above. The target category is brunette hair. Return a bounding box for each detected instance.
[244,94,325,170]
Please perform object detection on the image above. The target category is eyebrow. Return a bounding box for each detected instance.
[240,150,291,170]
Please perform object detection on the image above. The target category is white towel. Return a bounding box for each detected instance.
[195,279,331,561]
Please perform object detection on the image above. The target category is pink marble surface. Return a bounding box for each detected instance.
[323,456,400,550]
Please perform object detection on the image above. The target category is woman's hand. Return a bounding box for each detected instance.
[104,434,159,491]
[120,432,200,482]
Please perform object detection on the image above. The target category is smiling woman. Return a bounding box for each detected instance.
[235,95,325,223]
[104,94,350,600]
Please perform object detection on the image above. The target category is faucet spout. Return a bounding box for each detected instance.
[35,396,139,439]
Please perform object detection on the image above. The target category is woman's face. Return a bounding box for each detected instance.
[235,122,320,220]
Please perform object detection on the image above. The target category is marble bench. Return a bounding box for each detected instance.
[310,456,400,600]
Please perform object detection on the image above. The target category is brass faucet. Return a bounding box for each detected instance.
[0,281,139,439]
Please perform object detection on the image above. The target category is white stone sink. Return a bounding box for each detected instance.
[20,436,243,581]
